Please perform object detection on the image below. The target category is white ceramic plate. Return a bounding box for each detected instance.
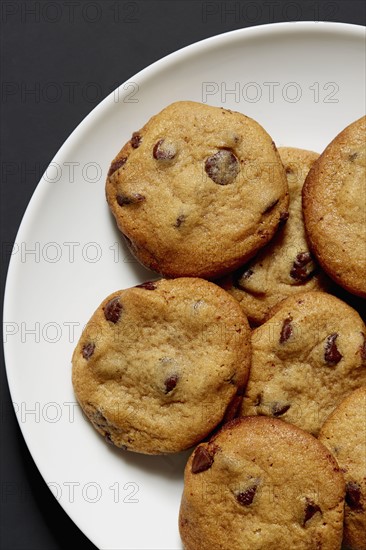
[4,22,366,550]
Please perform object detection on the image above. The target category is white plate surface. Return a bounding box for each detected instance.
[4,22,366,550]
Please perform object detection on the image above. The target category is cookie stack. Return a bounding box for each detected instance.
[72,103,366,549]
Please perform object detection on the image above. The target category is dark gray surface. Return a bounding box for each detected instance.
[1,1,365,549]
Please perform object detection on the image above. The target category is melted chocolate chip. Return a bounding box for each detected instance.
[290,252,316,282]
[237,484,258,506]
[303,499,322,526]
[280,316,293,344]
[135,281,157,290]
[205,149,239,185]
[346,481,362,510]
[349,152,358,162]
[324,333,343,364]
[108,157,127,177]
[153,139,176,160]
[174,214,186,228]
[262,198,279,215]
[82,342,95,360]
[116,193,145,206]
[103,297,122,323]
[191,446,214,474]
[130,132,141,148]
[272,402,291,417]
[164,374,178,393]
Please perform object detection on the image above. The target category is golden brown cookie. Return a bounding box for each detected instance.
[72,278,251,454]
[106,101,289,278]
[319,387,366,550]
[302,116,366,298]
[218,147,331,326]
[179,417,345,550]
[241,291,366,435]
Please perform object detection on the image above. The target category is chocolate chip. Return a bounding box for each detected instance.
[346,481,362,510]
[324,333,343,364]
[290,252,316,282]
[205,149,239,185]
[303,499,322,526]
[279,211,289,225]
[285,166,293,174]
[191,446,214,474]
[349,152,358,162]
[262,198,279,215]
[130,132,141,148]
[153,138,176,160]
[236,484,258,506]
[280,316,293,344]
[82,342,95,360]
[116,193,145,206]
[234,267,253,289]
[103,297,122,323]
[174,214,186,228]
[108,157,127,177]
[164,374,178,393]
[272,402,291,417]
[135,281,157,290]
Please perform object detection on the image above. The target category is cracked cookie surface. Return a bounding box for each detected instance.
[302,116,366,297]
[241,291,366,435]
[106,101,288,278]
[319,387,366,550]
[72,277,251,454]
[179,417,345,550]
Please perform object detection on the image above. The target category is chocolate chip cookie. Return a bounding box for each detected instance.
[302,116,366,298]
[319,387,366,550]
[72,277,251,454]
[106,101,289,278]
[241,291,366,435]
[218,147,330,326]
[179,416,345,550]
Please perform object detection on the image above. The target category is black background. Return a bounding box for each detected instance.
[1,1,365,549]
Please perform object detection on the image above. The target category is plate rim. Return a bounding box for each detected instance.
[3,20,366,550]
